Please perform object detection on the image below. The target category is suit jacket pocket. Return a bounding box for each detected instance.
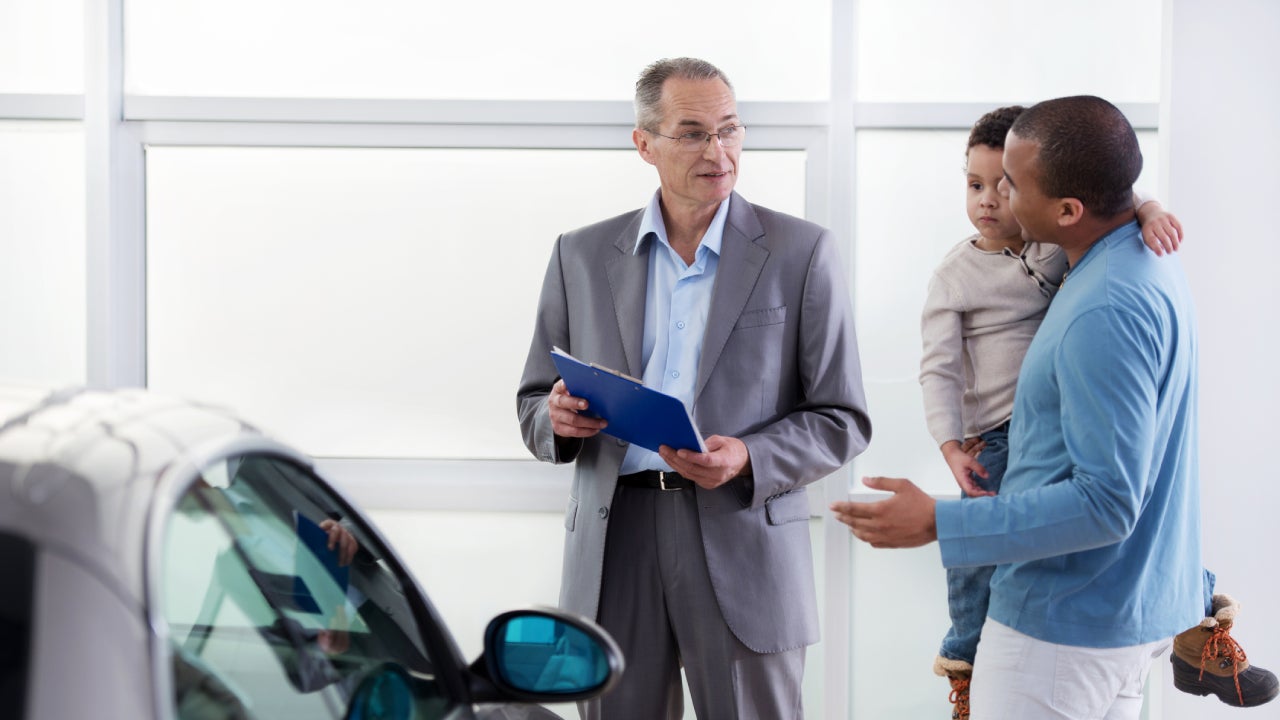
[564,496,580,531]
[765,489,809,525]
[734,305,787,330]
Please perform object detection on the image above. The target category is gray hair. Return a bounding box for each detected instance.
[634,57,734,132]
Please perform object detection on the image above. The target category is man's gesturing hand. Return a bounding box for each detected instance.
[829,476,938,548]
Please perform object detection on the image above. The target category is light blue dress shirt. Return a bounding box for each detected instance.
[618,191,729,474]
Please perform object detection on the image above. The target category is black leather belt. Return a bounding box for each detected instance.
[617,470,694,491]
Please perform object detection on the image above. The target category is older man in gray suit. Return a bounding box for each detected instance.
[517,57,871,720]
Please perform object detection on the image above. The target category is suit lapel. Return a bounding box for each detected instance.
[697,193,768,400]
[606,213,650,378]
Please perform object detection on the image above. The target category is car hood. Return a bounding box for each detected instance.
[0,386,273,606]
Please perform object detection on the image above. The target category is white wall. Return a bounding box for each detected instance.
[1160,1,1280,718]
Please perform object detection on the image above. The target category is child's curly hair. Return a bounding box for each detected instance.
[967,105,1026,151]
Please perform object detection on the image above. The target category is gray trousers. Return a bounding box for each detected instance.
[579,485,805,720]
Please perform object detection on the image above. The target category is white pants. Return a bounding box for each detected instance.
[971,618,1171,720]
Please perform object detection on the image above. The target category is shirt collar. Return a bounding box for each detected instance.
[1072,219,1142,274]
[635,190,731,259]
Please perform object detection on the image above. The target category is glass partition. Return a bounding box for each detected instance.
[856,0,1162,103]
[0,0,83,93]
[146,146,806,459]
[0,121,86,386]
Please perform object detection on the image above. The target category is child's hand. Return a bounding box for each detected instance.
[941,440,994,497]
[1137,201,1184,255]
[960,436,985,457]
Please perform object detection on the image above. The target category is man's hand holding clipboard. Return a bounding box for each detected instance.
[549,347,705,453]
[547,348,753,490]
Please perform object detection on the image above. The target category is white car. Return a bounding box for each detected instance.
[0,386,621,720]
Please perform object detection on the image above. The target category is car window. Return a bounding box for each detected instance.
[0,531,34,719]
[161,453,452,720]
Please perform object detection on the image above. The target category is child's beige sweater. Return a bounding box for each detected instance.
[919,236,1067,446]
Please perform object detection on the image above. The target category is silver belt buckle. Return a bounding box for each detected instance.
[657,471,682,491]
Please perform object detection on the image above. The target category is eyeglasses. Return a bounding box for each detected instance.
[647,125,746,151]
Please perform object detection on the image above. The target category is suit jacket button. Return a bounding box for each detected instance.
[598,507,609,519]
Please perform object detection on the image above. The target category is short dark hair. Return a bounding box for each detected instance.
[1009,96,1142,218]
[634,58,734,132]
[967,105,1026,152]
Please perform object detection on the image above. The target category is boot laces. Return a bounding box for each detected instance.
[948,676,971,720]
[1200,624,1249,705]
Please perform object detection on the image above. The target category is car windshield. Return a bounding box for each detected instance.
[161,453,451,720]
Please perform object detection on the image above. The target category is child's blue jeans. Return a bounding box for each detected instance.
[939,426,1009,664]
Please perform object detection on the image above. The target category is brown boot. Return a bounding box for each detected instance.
[1170,593,1279,707]
[934,656,972,720]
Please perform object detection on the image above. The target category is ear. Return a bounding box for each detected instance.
[633,128,657,166]
[1056,198,1085,227]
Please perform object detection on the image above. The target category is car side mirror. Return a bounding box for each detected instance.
[343,662,414,720]
[469,607,624,704]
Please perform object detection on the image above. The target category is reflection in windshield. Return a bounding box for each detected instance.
[163,454,450,719]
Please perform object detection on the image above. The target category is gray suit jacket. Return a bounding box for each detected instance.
[516,192,871,653]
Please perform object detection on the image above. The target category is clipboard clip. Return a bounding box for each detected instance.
[588,362,643,385]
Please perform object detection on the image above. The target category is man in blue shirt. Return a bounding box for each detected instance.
[830,96,1268,718]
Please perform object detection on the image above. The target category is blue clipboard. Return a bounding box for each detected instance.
[550,347,706,453]
[293,513,350,620]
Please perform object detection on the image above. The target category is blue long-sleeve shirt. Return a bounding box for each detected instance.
[935,221,1203,648]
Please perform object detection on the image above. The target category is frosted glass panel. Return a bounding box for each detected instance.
[856,0,1161,102]
[126,0,830,100]
[849,541,950,717]
[0,121,86,386]
[0,0,83,93]
[854,128,1161,496]
[147,147,806,459]
[367,510,565,664]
